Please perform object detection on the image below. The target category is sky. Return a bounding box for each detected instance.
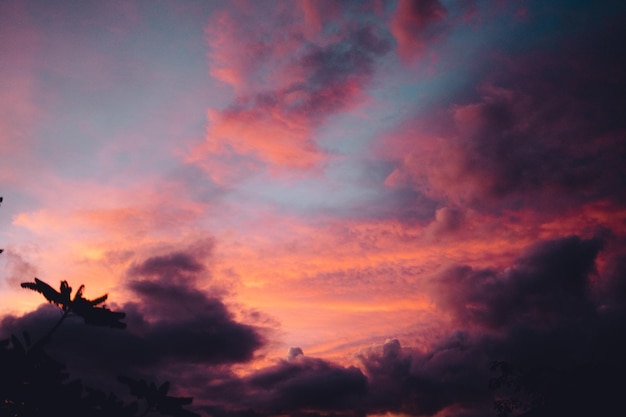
[1,0,626,416]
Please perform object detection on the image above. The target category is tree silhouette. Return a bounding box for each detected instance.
[20,278,126,347]
[0,196,199,417]
[0,278,199,417]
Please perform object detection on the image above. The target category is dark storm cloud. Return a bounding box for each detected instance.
[432,236,603,329]
[128,249,208,282]
[243,354,367,412]
[119,247,264,367]
[130,252,204,276]
[354,236,626,416]
[127,249,215,320]
[188,350,368,417]
[358,337,491,416]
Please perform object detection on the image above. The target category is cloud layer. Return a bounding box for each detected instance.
[3,234,624,416]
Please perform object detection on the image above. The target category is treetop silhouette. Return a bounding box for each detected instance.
[20,278,126,329]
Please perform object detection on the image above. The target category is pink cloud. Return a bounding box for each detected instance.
[194,2,392,181]
[201,105,322,171]
[382,25,626,211]
[299,0,337,37]
[390,0,447,63]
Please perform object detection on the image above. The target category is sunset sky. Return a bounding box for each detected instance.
[1,1,625,416]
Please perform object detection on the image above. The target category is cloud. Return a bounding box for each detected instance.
[128,251,206,282]
[431,236,603,330]
[1,249,38,287]
[190,348,368,416]
[192,3,393,181]
[354,235,626,416]
[242,351,367,412]
[390,0,448,62]
[384,6,626,211]
[358,337,491,416]
[287,346,304,360]
[422,207,464,239]
[2,234,625,416]
[2,2,625,416]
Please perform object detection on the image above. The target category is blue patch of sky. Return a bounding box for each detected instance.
[363,0,601,121]
[230,154,437,222]
[234,173,377,216]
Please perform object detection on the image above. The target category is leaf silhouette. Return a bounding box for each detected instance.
[21,278,65,306]
[118,376,150,399]
[59,280,72,307]
[89,293,109,306]
[158,381,170,396]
